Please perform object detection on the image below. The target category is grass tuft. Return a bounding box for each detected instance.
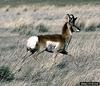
[11,24,49,36]
[36,24,49,33]
[57,62,66,69]
[11,24,35,36]
[0,66,14,82]
[85,26,96,32]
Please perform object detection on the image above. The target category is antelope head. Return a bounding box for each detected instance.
[66,14,80,32]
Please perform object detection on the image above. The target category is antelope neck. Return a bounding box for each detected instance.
[62,22,72,38]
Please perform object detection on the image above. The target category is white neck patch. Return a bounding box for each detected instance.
[69,29,72,35]
[27,36,38,49]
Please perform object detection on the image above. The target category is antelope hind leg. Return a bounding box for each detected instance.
[16,52,33,72]
[32,49,45,64]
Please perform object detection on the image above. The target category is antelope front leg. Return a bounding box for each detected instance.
[61,36,72,54]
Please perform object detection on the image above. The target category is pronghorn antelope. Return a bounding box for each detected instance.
[26,14,80,57]
[19,14,80,69]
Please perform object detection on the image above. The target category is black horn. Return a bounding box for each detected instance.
[66,14,71,22]
[70,14,74,19]
[70,14,77,20]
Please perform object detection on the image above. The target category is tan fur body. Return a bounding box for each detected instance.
[35,22,72,51]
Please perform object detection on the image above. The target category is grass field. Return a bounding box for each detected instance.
[0,0,100,6]
[0,1,100,86]
[0,30,100,86]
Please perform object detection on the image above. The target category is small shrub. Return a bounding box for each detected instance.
[0,66,14,82]
[23,8,28,12]
[97,24,100,28]
[5,8,9,12]
[85,26,96,32]
[36,24,48,33]
[16,12,21,15]
[11,24,34,36]
[11,24,49,36]
[57,62,66,69]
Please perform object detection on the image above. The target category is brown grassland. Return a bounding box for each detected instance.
[0,4,100,86]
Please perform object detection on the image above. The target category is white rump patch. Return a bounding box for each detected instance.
[27,36,38,49]
[46,41,60,51]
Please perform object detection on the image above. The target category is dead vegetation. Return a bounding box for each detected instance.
[0,5,100,31]
[0,31,100,86]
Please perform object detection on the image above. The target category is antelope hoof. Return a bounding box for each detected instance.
[59,50,68,55]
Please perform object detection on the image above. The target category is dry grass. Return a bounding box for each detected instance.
[0,4,100,86]
[0,31,100,86]
[0,5,100,31]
